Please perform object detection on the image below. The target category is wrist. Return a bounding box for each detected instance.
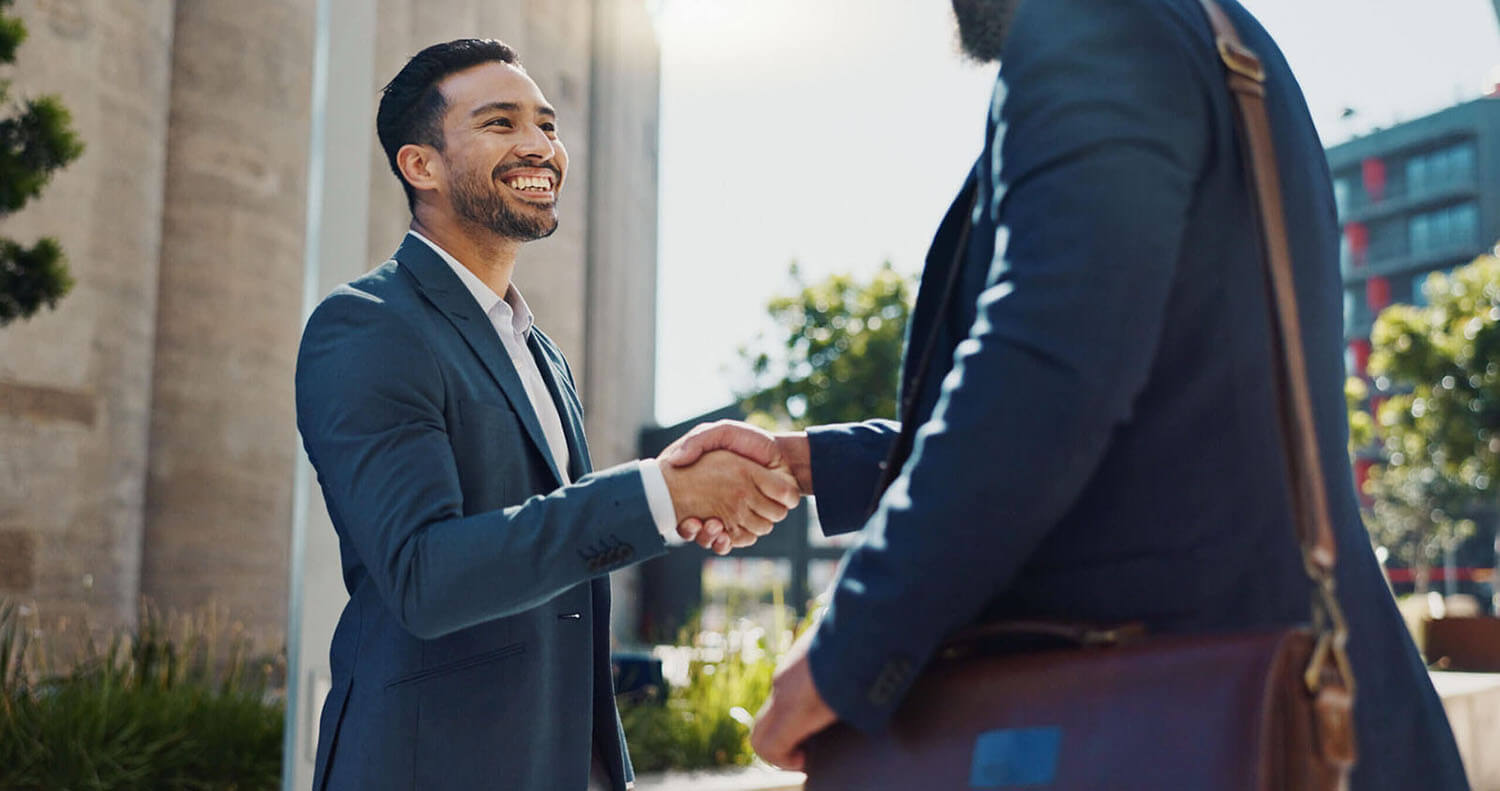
[774,432,814,495]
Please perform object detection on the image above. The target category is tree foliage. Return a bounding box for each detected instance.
[1348,252,1500,584]
[738,262,913,429]
[0,0,83,327]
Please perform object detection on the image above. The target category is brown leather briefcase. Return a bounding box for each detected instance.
[803,1,1357,788]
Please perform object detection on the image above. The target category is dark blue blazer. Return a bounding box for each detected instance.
[803,1,1468,787]
[294,235,666,790]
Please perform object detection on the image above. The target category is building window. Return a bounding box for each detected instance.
[1367,216,1407,263]
[1345,287,1372,336]
[1409,202,1479,256]
[1404,141,1477,197]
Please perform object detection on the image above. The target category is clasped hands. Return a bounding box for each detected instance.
[656,420,812,555]
[656,420,836,769]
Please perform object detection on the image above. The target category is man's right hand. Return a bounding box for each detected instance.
[658,448,801,555]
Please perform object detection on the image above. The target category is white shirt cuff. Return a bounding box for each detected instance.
[638,459,684,545]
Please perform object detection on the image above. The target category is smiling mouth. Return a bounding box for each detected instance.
[499,172,558,201]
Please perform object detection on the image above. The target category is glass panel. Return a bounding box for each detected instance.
[1334,177,1352,217]
[1454,203,1479,247]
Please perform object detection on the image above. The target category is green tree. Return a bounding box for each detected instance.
[1347,251,1500,588]
[1368,253,1500,492]
[738,262,913,428]
[0,0,84,326]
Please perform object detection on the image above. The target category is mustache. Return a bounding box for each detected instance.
[492,162,561,180]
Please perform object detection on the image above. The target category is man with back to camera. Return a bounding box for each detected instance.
[669,1,1470,787]
[294,39,800,791]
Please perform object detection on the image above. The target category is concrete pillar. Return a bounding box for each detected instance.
[141,0,315,644]
[587,0,661,641]
[0,0,176,633]
[283,0,376,786]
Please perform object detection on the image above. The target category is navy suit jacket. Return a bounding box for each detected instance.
[804,1,1468,787]
[294,235,667,790]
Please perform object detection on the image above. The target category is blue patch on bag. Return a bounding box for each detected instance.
[969,726,1062,788]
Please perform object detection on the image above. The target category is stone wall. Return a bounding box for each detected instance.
[0,0,176,632]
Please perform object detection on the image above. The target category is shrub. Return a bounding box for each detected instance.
[618,626,777,773]
[0,601,284,791]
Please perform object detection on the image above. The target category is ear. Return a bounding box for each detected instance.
[396,143,444,195]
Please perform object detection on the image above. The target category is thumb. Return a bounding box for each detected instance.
[665,434,708,466]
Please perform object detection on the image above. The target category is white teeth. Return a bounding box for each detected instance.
[507,176,551,191]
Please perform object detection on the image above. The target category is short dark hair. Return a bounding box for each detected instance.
[376,38,522,210]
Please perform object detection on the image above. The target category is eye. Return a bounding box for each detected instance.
[540,122,557,133]
[485,117,513,129]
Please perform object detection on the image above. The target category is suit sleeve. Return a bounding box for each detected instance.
[806,0,1211,731]
[295,289,666,640]
[806,419,900,535]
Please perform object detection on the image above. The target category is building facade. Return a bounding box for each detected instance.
[1327,95,1500,598]
[0,0,659,704]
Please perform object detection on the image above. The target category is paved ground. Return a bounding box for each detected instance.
[1432,671,1500,791]
[634,766,804,791]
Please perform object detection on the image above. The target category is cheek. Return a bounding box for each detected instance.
[554,142,569,183]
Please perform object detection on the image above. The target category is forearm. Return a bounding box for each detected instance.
[327,459,665,639]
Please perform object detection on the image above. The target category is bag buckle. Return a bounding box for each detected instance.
[1303,565,1356,698]
[1216,37,1266,83]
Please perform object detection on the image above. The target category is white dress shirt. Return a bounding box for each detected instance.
[409,231,679,543]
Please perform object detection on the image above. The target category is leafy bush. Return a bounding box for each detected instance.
[618,629,776,773]
[0,601,284,791]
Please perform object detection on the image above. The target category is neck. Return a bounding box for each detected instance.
[410,207,521,296]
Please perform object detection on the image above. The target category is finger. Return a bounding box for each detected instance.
[693,521,720,550]
[744,494,789,529]
[736,511,774,538]
[728,526,759,549]
[676,518,703,540]
[753,466,802,510]
[712,534,732,555]
[783,747,806,773]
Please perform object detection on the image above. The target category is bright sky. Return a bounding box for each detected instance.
[651,0,1500,425]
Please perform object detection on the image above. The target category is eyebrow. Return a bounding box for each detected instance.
[470,101,556,119]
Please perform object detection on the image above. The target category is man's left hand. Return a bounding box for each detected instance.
[751,627,839,771]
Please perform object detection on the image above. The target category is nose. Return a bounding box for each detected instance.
[514,123,555,161]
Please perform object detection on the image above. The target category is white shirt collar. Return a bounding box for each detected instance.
[408,230,535,338]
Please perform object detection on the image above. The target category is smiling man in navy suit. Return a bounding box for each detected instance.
[294,39,800,791]
[670,1,1470,788]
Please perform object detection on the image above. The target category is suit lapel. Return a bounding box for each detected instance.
[528,330,593,479]
[901,167,981,408]
[395,234,567,486]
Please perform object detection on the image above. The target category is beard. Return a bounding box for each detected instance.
[951,0,1019,63]
[449,161,559,241]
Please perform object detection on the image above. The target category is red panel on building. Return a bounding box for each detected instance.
[1361,157,1386,203]
[1344,222,1368,269]
[1366,276,1391,313]
[1348,338,1371,378]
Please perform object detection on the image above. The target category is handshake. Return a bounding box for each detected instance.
[655,420,812,555]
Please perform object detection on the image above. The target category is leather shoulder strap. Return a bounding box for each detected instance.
[1196,0,1338,575]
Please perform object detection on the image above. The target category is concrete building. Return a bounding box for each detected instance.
[1327,95,1500,599]
[0,2,660,784]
